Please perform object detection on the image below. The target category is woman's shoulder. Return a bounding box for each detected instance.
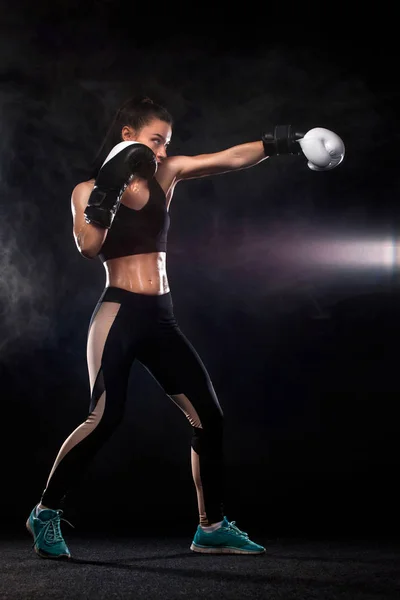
[71,179,95,209]
[72,179,95,193]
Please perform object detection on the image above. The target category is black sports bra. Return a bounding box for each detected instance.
[98,177,170,262]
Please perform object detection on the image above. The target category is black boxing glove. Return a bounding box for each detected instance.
[262,125,305,156]
[84,141,157,229]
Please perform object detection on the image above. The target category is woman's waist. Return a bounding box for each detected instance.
[98,285,174,316]
[104,252,169,295]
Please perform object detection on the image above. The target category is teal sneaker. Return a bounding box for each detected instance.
[190,516,266,555]
[26,505,72,559]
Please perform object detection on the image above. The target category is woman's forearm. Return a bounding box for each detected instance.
[224,140,268,170]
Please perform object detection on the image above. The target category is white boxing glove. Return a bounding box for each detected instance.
[298,127,345,171]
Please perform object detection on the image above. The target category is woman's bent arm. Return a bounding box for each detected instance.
[71,182,108,259]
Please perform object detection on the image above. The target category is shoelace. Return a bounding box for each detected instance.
[33,511,74,548]
[225,521,249,539]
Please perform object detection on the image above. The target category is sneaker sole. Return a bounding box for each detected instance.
[26,518,71,560]
[190,543,265,555]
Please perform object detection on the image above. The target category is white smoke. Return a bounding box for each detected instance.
[0,197,57,355]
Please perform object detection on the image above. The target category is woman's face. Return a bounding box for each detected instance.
[122,118,172,164]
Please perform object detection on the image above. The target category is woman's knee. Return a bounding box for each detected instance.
[191,414,224,451]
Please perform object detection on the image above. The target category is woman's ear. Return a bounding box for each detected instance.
[121,125,135,140]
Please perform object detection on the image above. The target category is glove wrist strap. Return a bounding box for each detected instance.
[262,125,305,156]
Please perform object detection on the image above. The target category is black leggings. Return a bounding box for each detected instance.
[41,287,224,525]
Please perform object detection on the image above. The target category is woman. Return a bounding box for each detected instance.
[26,96,344,559]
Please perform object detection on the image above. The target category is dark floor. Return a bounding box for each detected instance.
[1,531,399,600]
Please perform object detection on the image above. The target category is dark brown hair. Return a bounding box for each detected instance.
[89,95,173,178]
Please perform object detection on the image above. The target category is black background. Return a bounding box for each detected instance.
[1,4,399,538]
